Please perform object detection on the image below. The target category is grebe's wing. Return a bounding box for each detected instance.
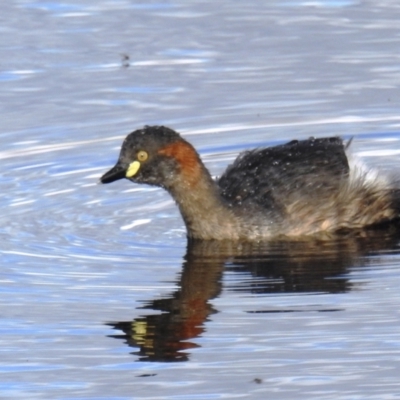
[218,137,349,211]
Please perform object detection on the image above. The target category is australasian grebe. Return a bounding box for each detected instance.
[100,126,400,240]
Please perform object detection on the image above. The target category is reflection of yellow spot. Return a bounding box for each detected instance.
[132,321,147,345]
[126,161,141,177]
[133,321,147,335]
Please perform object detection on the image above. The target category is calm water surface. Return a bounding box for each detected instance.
[1,0,400,399]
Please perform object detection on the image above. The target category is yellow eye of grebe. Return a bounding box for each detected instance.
[137,150,148,162]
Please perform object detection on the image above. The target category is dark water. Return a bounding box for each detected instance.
[1,0,400,399]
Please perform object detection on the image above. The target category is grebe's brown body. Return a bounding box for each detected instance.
[101,126,400,240]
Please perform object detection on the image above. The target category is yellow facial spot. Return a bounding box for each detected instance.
[137,150,148,162]
[126,160,141,178]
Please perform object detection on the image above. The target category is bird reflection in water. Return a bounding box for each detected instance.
[106,227,400,362]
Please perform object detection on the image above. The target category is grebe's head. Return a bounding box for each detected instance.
[100,126,201,189]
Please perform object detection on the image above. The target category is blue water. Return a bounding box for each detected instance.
[1,0,400,399]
